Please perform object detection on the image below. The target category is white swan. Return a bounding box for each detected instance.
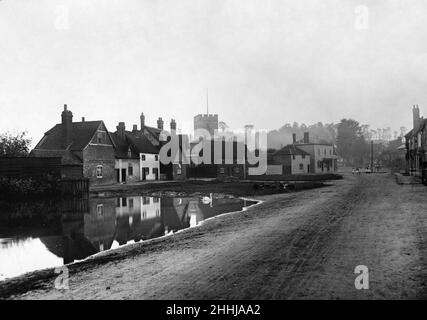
[202,193,213,204]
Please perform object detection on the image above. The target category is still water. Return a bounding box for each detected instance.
[0,195,256,281]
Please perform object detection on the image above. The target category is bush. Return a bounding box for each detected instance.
[0,177,57,198]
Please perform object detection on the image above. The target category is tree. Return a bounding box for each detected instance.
[336,119,368,166]
[0,131,32,157]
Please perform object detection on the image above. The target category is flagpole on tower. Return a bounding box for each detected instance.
[206,88,209,115]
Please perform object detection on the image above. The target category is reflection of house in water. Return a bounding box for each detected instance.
[115,196,163,245]
[39,195,252,265]
[84,197,117,252]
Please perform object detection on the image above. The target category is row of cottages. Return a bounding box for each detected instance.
[405,105,427,177]
[31,105,175,186]
[267,132,338,175]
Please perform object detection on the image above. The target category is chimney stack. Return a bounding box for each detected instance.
[116,122,126,139]
[303,132,309,144]
[157,117,164,130]
[61,104,73,146]
[82,117,85,122]
[133,124,138,132]
[292,133,297,144]
[140,112,145,129]
[413,105,420,130]
[170,119,176,132]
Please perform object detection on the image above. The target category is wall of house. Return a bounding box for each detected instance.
[115,159,140,183]
[216,164,244,180]
[172,163,187,180]
[291,155,311,174]
[295,144,337,173]
[140,153,160,180]
[83,144,116,186]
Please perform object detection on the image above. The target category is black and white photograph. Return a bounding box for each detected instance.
[0,0,426,308]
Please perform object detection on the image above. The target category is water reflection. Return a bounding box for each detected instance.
[0,195,256,281]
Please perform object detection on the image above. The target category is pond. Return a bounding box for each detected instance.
[0,195,257,281]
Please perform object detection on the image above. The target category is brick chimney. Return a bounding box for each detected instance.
[292,133,297,144]
[116,122,126,139]
[61,104,73,146]
[303,132,309,144]
[140,112,145,129]
[413,105,420,130]
[170,119,176,133]
[157,117,164,130]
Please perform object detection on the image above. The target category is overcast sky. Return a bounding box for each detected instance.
[1,0,427,145]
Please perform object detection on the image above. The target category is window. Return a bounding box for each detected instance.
[155,155,159,161]
[219,167,225,174]
[235,167,240,173]
[128,149,132,157]
[141,154,146,161]
[128,198,134,209]
[324,149,326,155]
[302,155,305,159]
[128,165,133,176]
[97,204,103,217]
[318,149,320,155]
[96,165,103,178]
[299,164,304,170]
[153,197,159,203]
[97,131,106,144]
[177,168,182,175]
[122,197,127,207]
[292,155,295,160]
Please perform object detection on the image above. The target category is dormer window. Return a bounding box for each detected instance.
[128,148,132,157]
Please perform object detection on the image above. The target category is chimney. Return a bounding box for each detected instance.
[157,117,164,130]
[140,112,145,129]
[292,133,297,144]
[303,132,309,144]
[61,104,73,146]
[170,119,176,132]
[132,124,138,132]
[116,122,126,139]
[81,117,85,122]
[413,105,420,130]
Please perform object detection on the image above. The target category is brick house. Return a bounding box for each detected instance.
[187,139,245,179]
[31,105,116,186]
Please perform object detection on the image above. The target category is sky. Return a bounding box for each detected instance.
[1,0,427,147]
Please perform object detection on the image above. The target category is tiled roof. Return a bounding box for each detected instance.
[30,149,83,165]
[34,121,102,151]
[110,130,160,158]
[274,144,310,156]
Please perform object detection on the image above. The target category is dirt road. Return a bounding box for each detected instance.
[3,173,427,299]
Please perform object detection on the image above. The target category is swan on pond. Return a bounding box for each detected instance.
[202,193,213,204]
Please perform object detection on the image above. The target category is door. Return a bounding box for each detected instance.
[121,169,126,183]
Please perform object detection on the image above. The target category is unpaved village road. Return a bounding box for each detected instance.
[4,173,427,299]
